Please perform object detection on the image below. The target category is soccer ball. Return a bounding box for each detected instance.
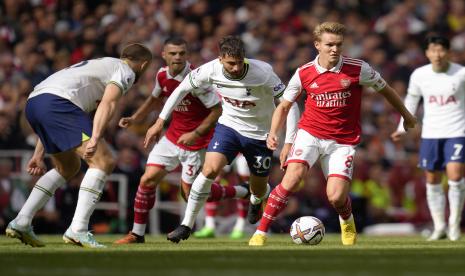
[290,216,325,245]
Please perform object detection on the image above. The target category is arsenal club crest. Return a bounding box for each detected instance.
[340,78,351,88]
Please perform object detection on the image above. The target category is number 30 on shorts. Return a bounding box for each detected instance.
[253,156,272,170]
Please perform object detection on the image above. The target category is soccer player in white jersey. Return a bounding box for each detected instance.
[143,36,299,243]
[5,44,152,248]
[113,38,247,244]
[391,35,465,241]
[248,22,417,246]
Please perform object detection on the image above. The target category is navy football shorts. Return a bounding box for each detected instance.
[25,93,92,154]
[207,123,273,177]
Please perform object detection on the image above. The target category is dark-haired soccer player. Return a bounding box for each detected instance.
[144,36,299,243]
[6,44,153,248]
[114,38,249,244]
[392,35,465,241]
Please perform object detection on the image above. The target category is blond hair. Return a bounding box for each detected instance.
[313,22,346,41]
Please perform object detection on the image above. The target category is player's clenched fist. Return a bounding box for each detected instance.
[266,133,279,150]
[27,156,46,176]
[119,116,134,128]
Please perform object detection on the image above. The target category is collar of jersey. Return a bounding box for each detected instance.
[222,60,249,81]
[166,62,191,82]
[313,55,343,74]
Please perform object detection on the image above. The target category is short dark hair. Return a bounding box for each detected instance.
[164,37,187,46]
[425,35,450,50]
[120,43,152,62]
[218,36,245,58]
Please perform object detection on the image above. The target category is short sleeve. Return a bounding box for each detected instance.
[283,69,303,102]
[151,70,162,97]
[359,61,386,91]
[109,62,136,95]
[265,69,286,98]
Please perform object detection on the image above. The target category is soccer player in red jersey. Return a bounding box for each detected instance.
[249,22,417,246]
[114,38,248,244]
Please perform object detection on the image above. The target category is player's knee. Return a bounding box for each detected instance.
[201,166,220,179]
[55,158,81,180]
[140,175,158,189]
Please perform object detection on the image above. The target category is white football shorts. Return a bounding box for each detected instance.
[147,136,206,184]
[286,129,356,181]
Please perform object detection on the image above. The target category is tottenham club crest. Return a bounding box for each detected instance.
[340,78,351,88]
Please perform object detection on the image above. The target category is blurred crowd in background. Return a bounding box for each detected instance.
[1,0,465,235]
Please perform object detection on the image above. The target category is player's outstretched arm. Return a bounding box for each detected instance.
[378,84,417,131]
[119,96,160,128]
[86,83,122,159]
[177,104,222,146]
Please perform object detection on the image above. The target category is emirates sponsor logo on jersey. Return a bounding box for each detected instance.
[340,78,351,88]
[175,99,192,112]
[310,91,351,107]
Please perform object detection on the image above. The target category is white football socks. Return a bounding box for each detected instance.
[250,183,271,205]
[132,223,146,236]
[70,168,107,233]
[448,178,465,228]
[426,183,446,232]
[232,216,245,231]
[233,185,249,199]
[16,169,66,228]
[182,173,214,228]
[205,216,215,229]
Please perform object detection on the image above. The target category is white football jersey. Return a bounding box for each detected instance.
[186,58,285,140]
[397,62,465,138]
[29,57,136,113]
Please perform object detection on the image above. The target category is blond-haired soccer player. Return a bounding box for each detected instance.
[391,35,465,241]
[6,44,152,248]
[249,22,417,246]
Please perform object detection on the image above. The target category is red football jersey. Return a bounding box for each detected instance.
[152,64,218,150]
[284,56,386,145]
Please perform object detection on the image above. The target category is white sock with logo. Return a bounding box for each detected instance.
[182,173,214,229]
[70,168,107,233]
[16,169,66,229]
[426,183,446,232]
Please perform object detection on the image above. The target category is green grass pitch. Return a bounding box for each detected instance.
[1,234,464,276]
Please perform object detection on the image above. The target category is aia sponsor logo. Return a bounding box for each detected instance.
[223,96,256,108]
[428,95,457,106]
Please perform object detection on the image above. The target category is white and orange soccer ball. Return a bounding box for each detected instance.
[290,216,325,245]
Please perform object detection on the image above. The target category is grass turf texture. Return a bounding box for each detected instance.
[1,234,464,276]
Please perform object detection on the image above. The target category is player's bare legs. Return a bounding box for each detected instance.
[445,162,465,241]
[167,152,228,243]
[115,166,168,244]
[62,139,115,248]
[425,170,447,241]
[249,162,306,246]
[326,177,356,245]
